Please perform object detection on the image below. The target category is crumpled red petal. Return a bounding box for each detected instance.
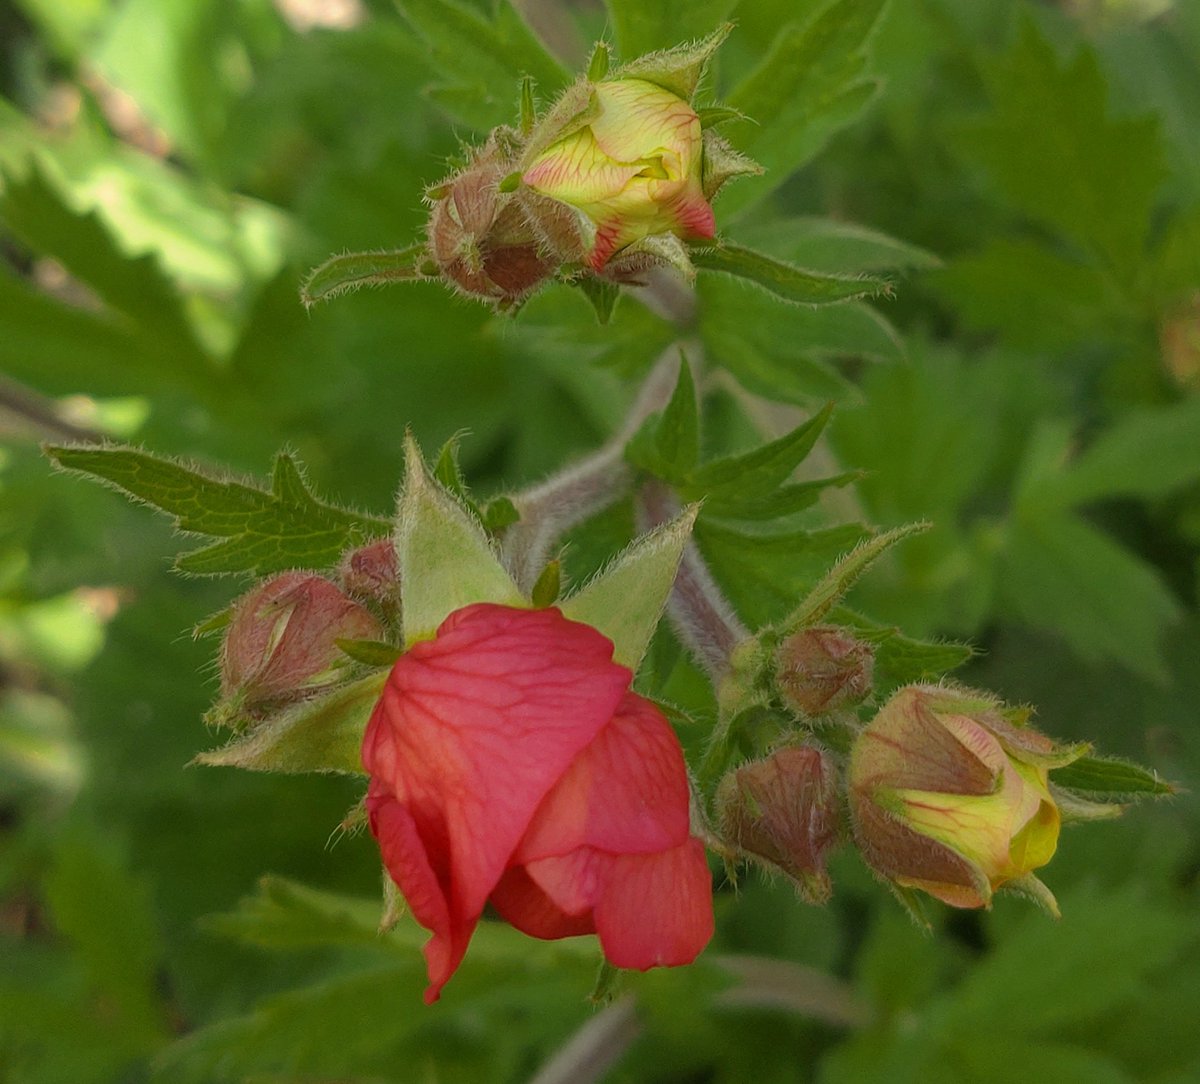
[362,603,630,1001]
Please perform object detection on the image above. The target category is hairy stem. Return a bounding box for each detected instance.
[502,348,684,593]
[636,479,748,684]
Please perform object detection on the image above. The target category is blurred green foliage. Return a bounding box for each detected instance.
[1,0,1197,1081]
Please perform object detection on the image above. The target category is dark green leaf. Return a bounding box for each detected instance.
[575,275,621,324]
[692,242,890,305]
[687,402,834,497]
[45,445,389,577]
[300,245,432,308]
[722,0,889,217]
[964,21,1166,269]
[731,216,941,275]
[704,472,862,521]
[626,355,700,483]
[606,0,737,58]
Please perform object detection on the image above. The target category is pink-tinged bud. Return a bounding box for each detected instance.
[717,746,840,903]
[427,155,558,306]
[338,539,400,609]
[848,685,1072,911]
[522,78,716,271]
[220,572,382,709]
[775,626,874,717]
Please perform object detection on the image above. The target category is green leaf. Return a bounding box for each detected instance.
[626,355,700,483]
[606,0,737,58]
[561,507,697,670]
[1050,755,1175,799]
[781,522,929,633]
[45,445,389,577]
[300,245,433,308]
[1001,509,1181,681]
[203,875,411,953]
[195,672,386,776]
[0,164,210,375]
[692,242,890,305]
[398,0,569,129]
[731,216,941,275]
[1033,397,1200,508]
[722,0,889,218]
[703,472,861,522]
[396,433,523,645]
[833,607,974,685]
[335,639,403,668]
[687,402,834,498]
[964,21,1166,269]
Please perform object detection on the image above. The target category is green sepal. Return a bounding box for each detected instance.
[612,24,732,101]
[1049,755,1175,800]
[397,432,524,645]
[781,523,929,634]
[691,241,890,305]
[335,639,403,668]
[300,244,433,308]
[575,275,622,324]
[531,560,562,607]
[561,506,698,670]
[587,40,611,82]
[701,129,764,202]
[194,672,387,776]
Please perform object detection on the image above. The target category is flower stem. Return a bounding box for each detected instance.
[502,348,684,593]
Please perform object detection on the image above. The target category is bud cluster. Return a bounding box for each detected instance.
[422,32,759,308]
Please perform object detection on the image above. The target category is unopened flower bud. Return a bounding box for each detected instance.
[717,745,840,903]
[427,150,558,306]
[522,78,716,270]
[338,539,400,609]
[848,685,1075,911]
[775,626,874,717]
[220,572,382,710]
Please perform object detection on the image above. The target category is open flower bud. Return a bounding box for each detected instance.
[717,746,840,903]
[220,572,382,710]
[775,626,874,717]
[522,78,716,270]
[848,685,1075,911]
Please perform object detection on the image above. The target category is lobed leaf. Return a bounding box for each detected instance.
[45,445,389,577]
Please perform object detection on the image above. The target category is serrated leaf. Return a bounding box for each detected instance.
[686,402,834,498]
[722,0,888,218]
[732,216,941,275]
[606,0,737,58]
[626,355,699,483]
[0,164,210,374]
[300,244,432,308]
[1001,508,1181,681]
[1050,755,1175,799]
[782,523,929,633]
[561,507,697,670]
[964,21,1166,270]
[704,472,861,521]
[45,445,389,577]
[396,433,523,644]
[399,0,569,129]
[196,672,386,775]
[832,606,974,684]
[692,242,889,305]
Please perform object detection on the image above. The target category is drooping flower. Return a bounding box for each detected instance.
[848,684,1076,911]
[361,602,714,1003]
[522,78,716,270]
[219,571,382,712]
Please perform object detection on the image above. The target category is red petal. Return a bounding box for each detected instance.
[522,840,714,969]
[516,691,690,863]
[361,604,630,996]
[595,839,714,970]
[490,865,596,940]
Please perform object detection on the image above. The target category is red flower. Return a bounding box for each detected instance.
[362,603,713,1003]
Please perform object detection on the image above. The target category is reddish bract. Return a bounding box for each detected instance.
[361,603,713,1002]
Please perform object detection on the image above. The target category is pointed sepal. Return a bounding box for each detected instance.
[612,24,732,101]
[396,432,523,645]
[701,129,764,202]
[560,506,698,669]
